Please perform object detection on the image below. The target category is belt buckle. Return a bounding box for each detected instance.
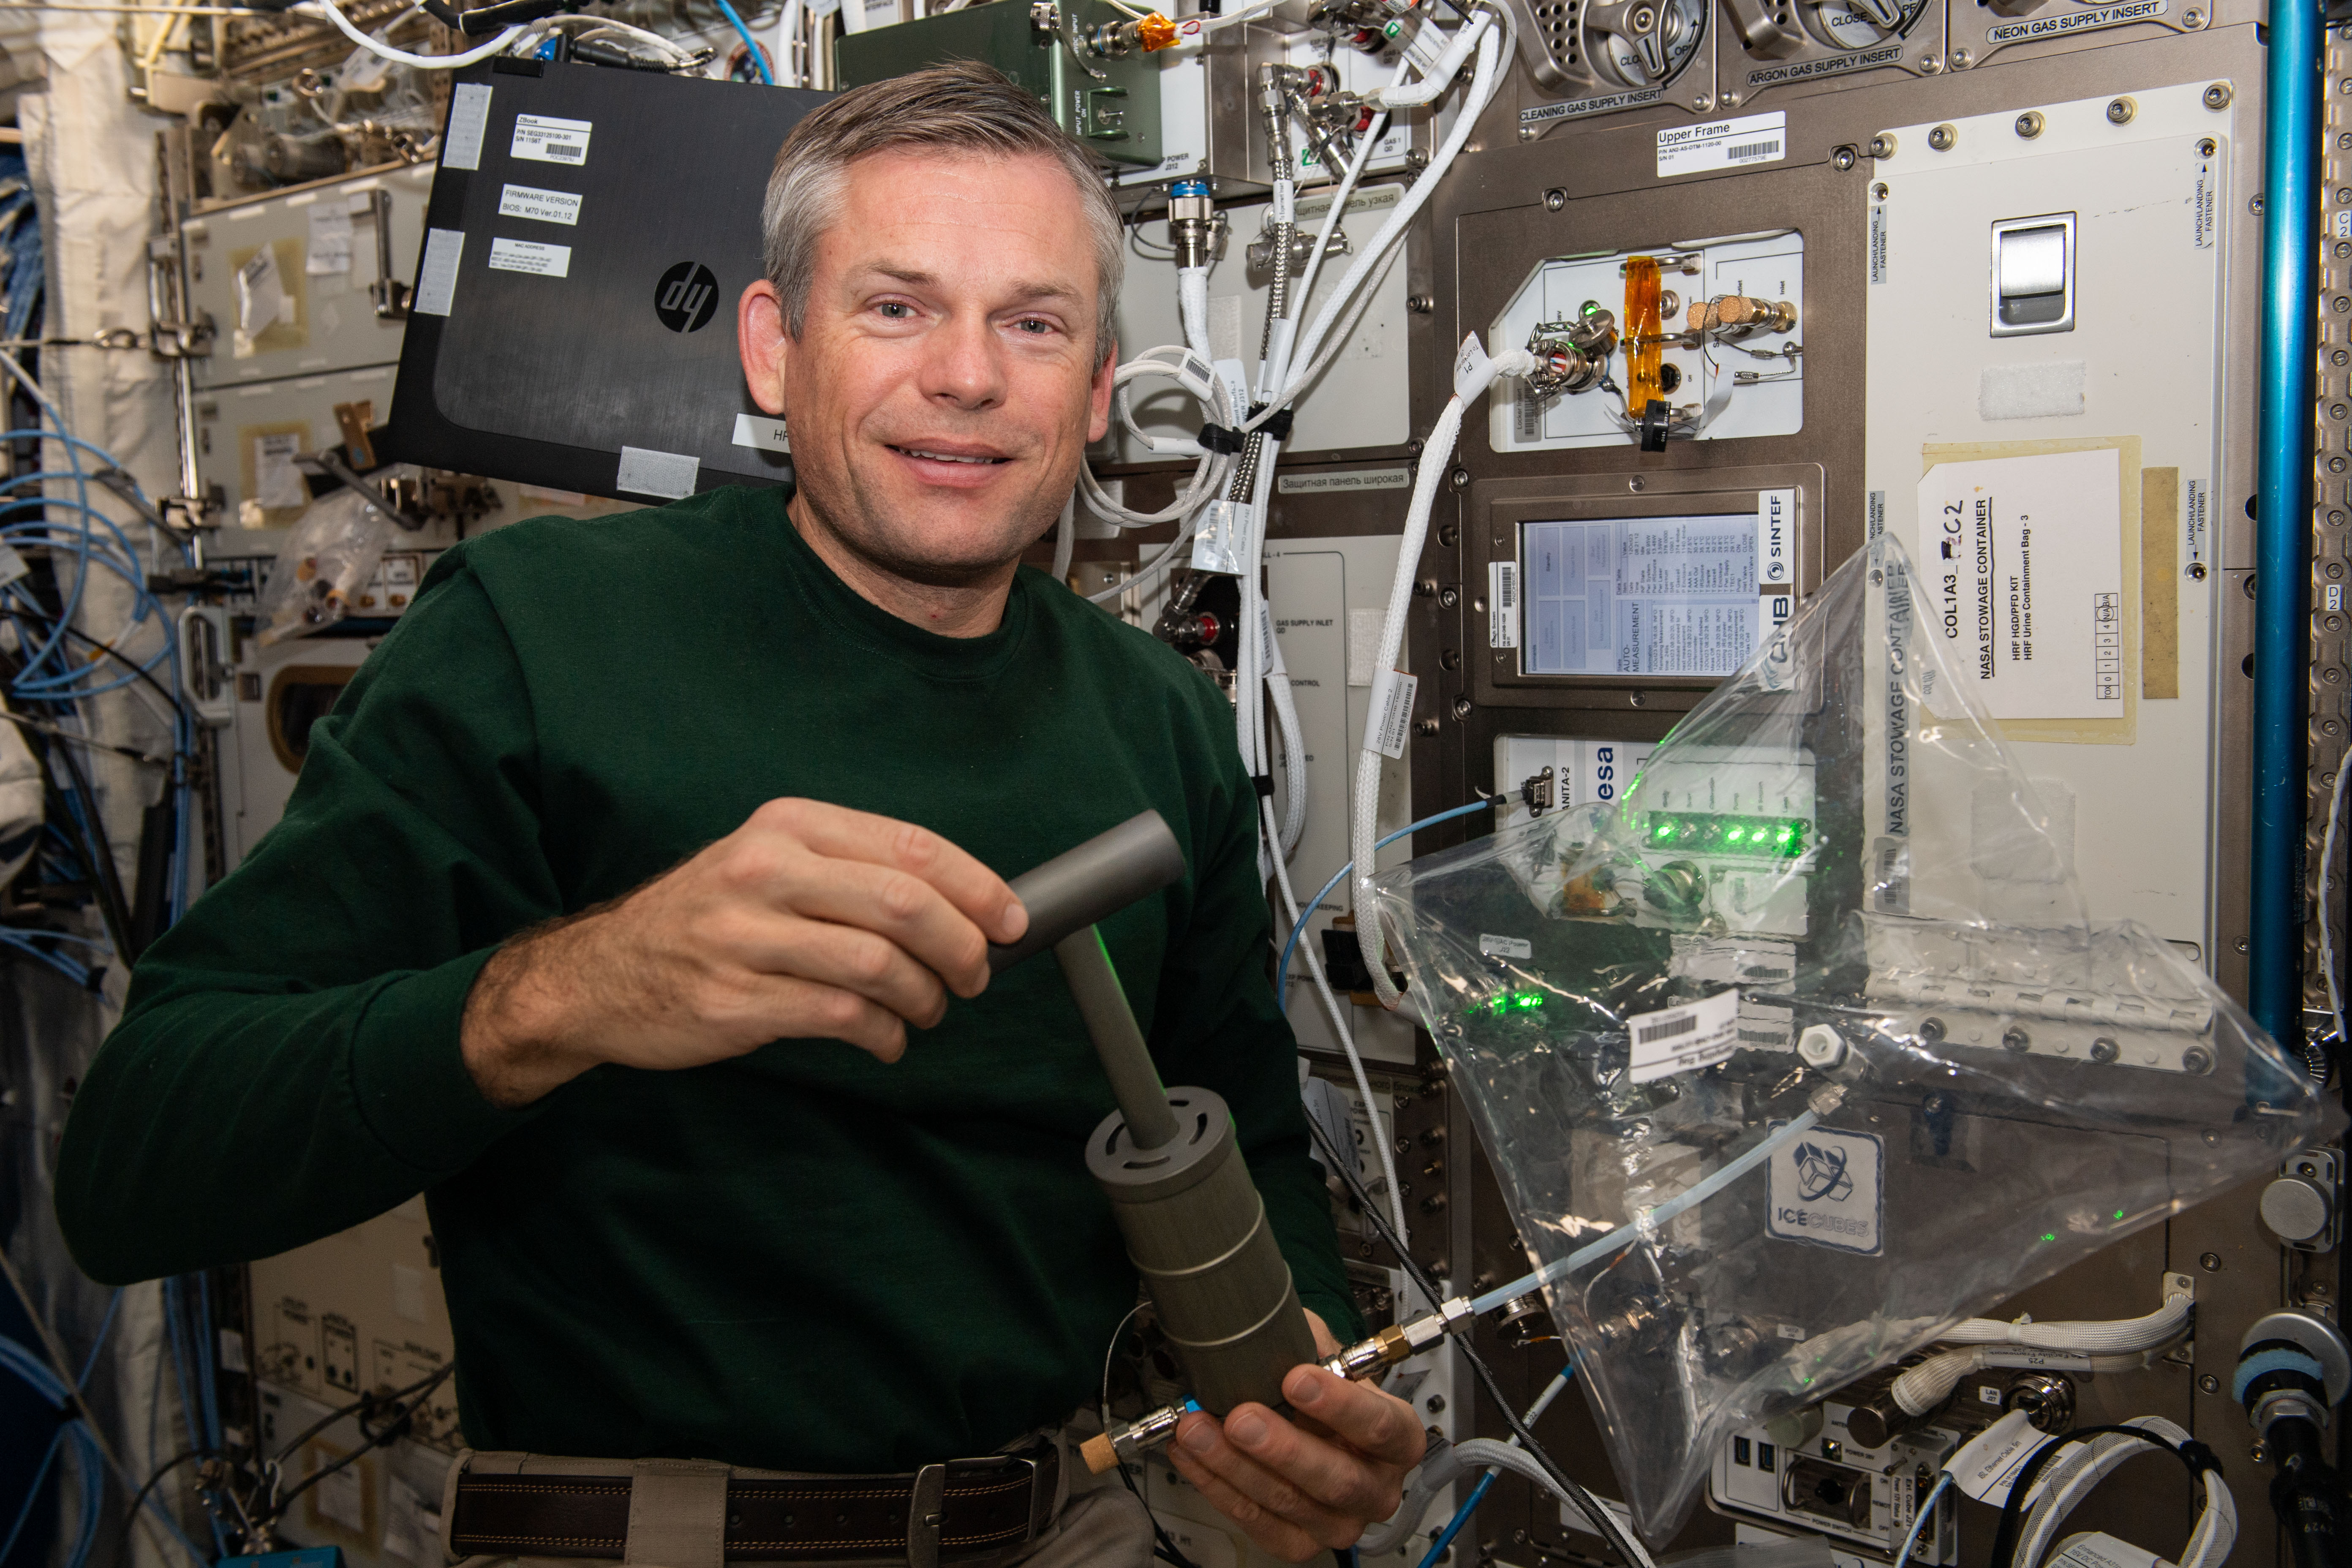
[942,1437,1053,1562]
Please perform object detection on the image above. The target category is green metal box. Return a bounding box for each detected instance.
[833,0,1163,169]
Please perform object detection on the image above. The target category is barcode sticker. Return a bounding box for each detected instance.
[1657,111,1788,179]
[1369,668,1419,760]
[511,113,592,166]
[1626,988,1741,1082]
[1489,560,1520,648]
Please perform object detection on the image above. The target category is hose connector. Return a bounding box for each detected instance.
[1081,1399,1195,1474]
[1168,178,1222,271]
[1323,1296,1477,1380]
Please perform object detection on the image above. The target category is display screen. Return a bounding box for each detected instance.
[1520,513,1770,677]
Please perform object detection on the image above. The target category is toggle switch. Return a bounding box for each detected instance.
[1991,213,2076,337]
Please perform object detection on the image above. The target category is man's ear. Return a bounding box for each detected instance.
[739,279,790,416]
[1086,336,1116,444]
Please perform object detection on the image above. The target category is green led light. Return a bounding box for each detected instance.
[1726,827,1745,843]
[2113,1207,2125,1220]
[2040,1233,2057,1243]
[1645,811,1810,858]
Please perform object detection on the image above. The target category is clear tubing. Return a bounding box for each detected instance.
[1466,1111,1822,1316]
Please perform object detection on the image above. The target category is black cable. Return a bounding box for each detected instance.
[44,733,139,963]
[266,1363,457,1524]
[1113,1458,1201,1568]
[108,1451,204,1568]
[1302,1113,1650,1568]
[0,607,198,724]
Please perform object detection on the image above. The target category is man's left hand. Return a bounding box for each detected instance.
[1168,1310,1426,1563]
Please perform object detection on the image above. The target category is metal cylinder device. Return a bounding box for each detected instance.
[1086,1086,1320,1414]
[995,811,1319,1418]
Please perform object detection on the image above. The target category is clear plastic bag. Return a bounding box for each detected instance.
[1369,534,2338,1544]
[255,484,396,646]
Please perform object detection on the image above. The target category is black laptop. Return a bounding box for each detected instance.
[386,59,831,500]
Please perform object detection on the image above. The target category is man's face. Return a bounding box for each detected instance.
[740,149,1115,588]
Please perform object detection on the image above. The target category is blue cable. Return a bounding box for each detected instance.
[1276,798,1497,997]
[1413,1367,1575,1568]
[710,0,774,82]
[0,1335,105,1568]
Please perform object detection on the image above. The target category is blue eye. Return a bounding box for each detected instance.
[877,302,913,319]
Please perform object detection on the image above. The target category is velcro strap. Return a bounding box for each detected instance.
[1198,422,1244,454]
[1249,404,1296,441]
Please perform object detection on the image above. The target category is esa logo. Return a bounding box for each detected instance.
[1593,745,1617,802]
[654,262,719,333]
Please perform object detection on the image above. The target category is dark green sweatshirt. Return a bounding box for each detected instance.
[55,486,1355,1469]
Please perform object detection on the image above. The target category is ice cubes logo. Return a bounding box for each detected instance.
[655,262,719,334]
[1791,1141,1854,1203]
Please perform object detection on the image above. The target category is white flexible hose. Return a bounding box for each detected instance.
[1454,1440,1659,1568]
[1275,13,1508,406]
[1349,342,1532,1007]
[294,0,524,66]
[1892,1293,2194,1415]
[1370,7,1491,108]
[2010,1417,2235,1568]
[1893,1349,2156,1419]
[1264,606,1307,858]
[1177,266,1214,361]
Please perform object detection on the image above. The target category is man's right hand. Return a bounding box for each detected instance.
[459,799,1029,1107]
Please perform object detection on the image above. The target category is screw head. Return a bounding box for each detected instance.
[2201,1251,2224,1271]
[1408,293,1436,313]
[2181,4,2202,20]
[1628,690,1646,707]
[2237,935,2251,952]
[2016,111,2045,139]
[2188,561,2208,580]
[1628,476,1645,492]
[1919,52,1941,71]
[2183,1045,2214,1073]
[1951,46,1971,65]
[2204,81,2234,109]
[2003,1025,2032,1053]
[1692,93,1714,111]
[2251,194,2266,215]
[1544,187,1568,211]
[2198,137,2218,157]
[1873,180,1890,199]
[2090,1037,2120,1063]
[1426,1394,1446,1413]
[1928,123,1957,151]
[2107,96,2137,124]
[1722,91,1742,107]
[1869,133,1897,159]
[1416,716,1441,735]
[1450,468,1470,490]
[2200,1374,2221,1394]
[1920,1016,1947,1043]
[1832,144,1858,170]
[1519,125,1538,141]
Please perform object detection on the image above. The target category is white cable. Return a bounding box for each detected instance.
[1893,1348,2156,1419]
[1264,793,1409,1247]
[2322,753,2348,1050]
[1265,607,1307,857]
[1275,10,1508,406]
[1349,338,1533,1007]
[1892,1292,2193,1416]
[1084,346,1234,526]
[1289,86,1391,319]
[1454,1440,1659,1568]
[291,0,523,66]
[2009,1418,2234,1568]
[1369,6,1490,108]
[1050,492,1075,585]
[1177,266,1214,361]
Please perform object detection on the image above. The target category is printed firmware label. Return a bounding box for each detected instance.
[1657,112,1787,179]
[510,113,592,166]
[497,184,583,226]
[1766,1123,1884,1255]
[487,238,571,278]
[1627,988,1741,1083]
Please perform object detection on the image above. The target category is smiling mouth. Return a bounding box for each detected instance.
[889,445,1010,466]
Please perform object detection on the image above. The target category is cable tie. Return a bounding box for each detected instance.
[1252,773,1276,798]
[1249,404,1297,441]
[1198,422,1244,455]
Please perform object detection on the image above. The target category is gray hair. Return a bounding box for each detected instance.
[761,60,1125,369]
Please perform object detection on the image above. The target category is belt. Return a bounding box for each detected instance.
[443,1437,1061,1568]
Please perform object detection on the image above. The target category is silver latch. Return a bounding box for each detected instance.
[1990,212,2075,336]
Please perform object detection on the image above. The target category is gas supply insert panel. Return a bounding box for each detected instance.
[1397,19,2314,1568]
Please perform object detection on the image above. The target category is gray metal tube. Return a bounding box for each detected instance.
[1054,927,1180,1150]
[989,810,1186,971]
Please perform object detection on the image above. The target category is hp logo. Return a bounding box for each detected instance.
[654,262,719,333]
